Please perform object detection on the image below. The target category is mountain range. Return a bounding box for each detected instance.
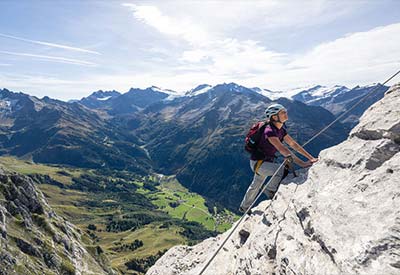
[0,82,388,210]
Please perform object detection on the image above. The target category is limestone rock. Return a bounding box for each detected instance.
[147,83,400,275]
[0,205,7,239]
[15,237,42,257]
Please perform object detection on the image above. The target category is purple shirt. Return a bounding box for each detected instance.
[251,123,287,161]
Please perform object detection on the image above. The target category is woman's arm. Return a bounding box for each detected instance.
[268,137,311,168]
[283,134,318,162]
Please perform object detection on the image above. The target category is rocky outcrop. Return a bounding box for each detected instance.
[146,83,400,275]
[0,168,115,275]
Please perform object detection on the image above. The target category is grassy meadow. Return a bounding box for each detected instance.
[0,156,238,274]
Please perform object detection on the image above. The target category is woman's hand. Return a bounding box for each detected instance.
[309,157,319,163]
[302,158,318,168]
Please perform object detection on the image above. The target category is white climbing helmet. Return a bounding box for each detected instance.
[265,103,286,119]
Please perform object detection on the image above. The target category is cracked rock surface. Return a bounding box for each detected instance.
[147,83,400,275]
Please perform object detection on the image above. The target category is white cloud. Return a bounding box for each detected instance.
[123,3,209,44]
[123,1,400,91]
[275,23,400,89]
[123,1,359,38]
[0,33,100,55]
[180,49,208,63]
[291,24,400,68]
[204,39,288,76]
[123,3,289,77]
[244,1,355,29]
[0,51,97,66]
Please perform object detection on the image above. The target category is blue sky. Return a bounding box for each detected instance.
[0,0,399,100]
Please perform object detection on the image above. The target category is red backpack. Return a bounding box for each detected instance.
[244,121,267,155]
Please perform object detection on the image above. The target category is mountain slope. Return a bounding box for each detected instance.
[146,82,400,275]
[0,167,115,275]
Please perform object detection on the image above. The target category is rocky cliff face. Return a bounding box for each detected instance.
[0,168,115,275]
[146,83,400,275]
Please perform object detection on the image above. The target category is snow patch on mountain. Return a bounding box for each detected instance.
[251,87,283,99]
[149,86,179,95]
[251,85,352,101]
[185,84,213,97]
[291,85,350,103]
[97,96,112,101]
[0,99,12,112]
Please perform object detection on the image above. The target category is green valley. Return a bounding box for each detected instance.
[0,156,238,274]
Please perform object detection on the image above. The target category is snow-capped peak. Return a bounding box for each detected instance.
[251,85,352,101]
[185,84,212,97]
[85,90,120,101]
[281,85,325,99]
[304,85,348,97]
[149,86,178,95]
[251,87,284,100]
[290,85,350,103]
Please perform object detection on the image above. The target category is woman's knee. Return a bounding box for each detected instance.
[251,175,266,186]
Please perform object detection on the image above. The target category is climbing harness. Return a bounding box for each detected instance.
[253,159,263,175]
[282,155,297,179]
[198,69,400,275]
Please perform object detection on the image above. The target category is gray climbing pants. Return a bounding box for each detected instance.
[240,160,285,211]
